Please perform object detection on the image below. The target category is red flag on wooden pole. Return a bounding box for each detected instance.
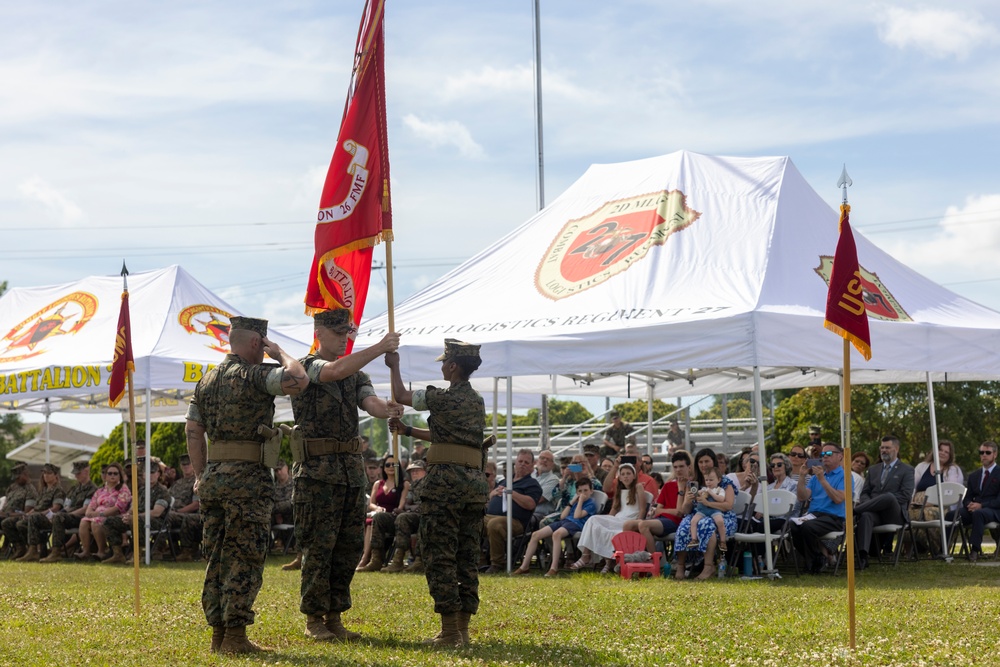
[823,203,872,361]
[108,289,134,407]
[305,0,392,351]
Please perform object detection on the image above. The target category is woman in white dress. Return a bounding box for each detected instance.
[571,463,648,573]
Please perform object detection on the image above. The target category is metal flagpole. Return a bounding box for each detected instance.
[532,0,545,210]
[505,377,514,572]
[119,263,141,616]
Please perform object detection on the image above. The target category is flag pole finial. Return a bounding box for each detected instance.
[837,165,853,205]
[120,261,129,290]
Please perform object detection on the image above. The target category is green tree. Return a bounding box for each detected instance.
[612,399,677,423]
[773,382,1000,472]
[697,397,763,421]
[512,399,594,427]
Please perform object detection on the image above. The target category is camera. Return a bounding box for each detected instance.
[567,463,584,473]
[806,458,822,469]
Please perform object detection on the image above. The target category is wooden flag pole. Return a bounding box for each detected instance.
[127,365,140,617]
[842,339,855,649]
[385,239,399,469]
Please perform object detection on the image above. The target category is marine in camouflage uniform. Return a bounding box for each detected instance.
[40,461,97,562]
[17,464,65,561]
[167,457,203,561]
[289,308,401,642]
[103,461,172,564]
[271,460,293,526]
[386,338,489,648]
[1,463,39,558]
[185,316,309,655]
[380,461,427,572]
[600,411,636,458]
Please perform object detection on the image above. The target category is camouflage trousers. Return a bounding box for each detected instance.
[24,512,53,546]
[271,500,293,526]
[168,512,204,550]
[104,514,168,547]
[1,515,26,547]
[392,512,421,555]
[295,478,365,616]
[49,513,82,548]
[419,464,488,615]
[201,496,272,627]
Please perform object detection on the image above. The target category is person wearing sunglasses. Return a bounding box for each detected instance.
[787,445,810,484]
[790,443,846,574]
[854,435,914,571]
[950,441,1000,562]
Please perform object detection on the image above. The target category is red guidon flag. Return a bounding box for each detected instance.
[824,204,872,360]
[108,290,134,407]
[305,0,392,348]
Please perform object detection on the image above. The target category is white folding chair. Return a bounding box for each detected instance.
[904,482,966,559]
[730,489,797,573]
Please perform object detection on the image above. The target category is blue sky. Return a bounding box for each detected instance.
[4,1,1000,433]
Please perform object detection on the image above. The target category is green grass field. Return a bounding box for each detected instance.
[0,555,994,666]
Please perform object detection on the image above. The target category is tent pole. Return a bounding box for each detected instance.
[44,399,51,464]
[753,368,773,576]
[505,377,514,573]
[646,381,654,455]
[540,394,549,451]
[144,385,152,566]
[721,394,728,452]
[926,373,950,560]
[492,378,499,465]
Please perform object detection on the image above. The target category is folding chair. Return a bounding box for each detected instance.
[870,514,908,567]
[729,489,797,575]
[722,490,753,573]
[904,482,966,559]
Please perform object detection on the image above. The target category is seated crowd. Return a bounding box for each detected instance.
[4,426,995,578]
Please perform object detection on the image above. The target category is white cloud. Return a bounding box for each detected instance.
[17,176,84,225]
[440,64,589,103]
[875,6,999,59]
[886,194,1000,277]
[402,114,485,159]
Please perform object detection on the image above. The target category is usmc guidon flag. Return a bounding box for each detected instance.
[108,290,134,407]
[305,0,393,346]
[823,204,872,360]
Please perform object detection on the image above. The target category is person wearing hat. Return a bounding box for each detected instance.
[583,444,607,484]
[379,460,428,573]
[601,411,636,459]
[103,457,171,565]
[665,418,686,456]
[165,454,202,562]
[808,425,823,448]
[288,307,401,643]
[385,338,489,648]
[0,462,39,560]
[40,461,97,562]
[16,463,66,562]
[185,315,310,654]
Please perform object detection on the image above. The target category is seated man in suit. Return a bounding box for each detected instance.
[950,441,1000,562]
[854,435,914,569]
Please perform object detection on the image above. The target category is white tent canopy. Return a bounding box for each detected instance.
[358,151,1000,389]
[0,265,311,413]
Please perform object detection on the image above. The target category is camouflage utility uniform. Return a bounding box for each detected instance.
[416,381,488,615]
[168,475,203,553]
[105,481,171,548]
[22,483,65,546]
[272,475,293,524]
[0,481,39,548]
[290,355,372,618]
[187,353,283,629]
[600,422,636,458]
[49,480,97,551]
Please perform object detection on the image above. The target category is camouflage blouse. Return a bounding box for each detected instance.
[413,380,485,448]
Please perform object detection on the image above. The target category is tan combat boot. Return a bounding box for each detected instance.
[423,612,464,648]
[304,614,335,641]
[380,548,406,573]
[403,555,424,573]
[39,548,63,563]
[281,553,302,570]
[103,546,126,564]
[219,626,264,654]
[324,612,361,641]
[457,611,472,645]
[16,545,39,562]
[355,550,384,572]
[209,626,226,653]
[11,545,27,560]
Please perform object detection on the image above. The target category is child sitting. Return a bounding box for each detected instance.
[687,468,728,552]
[513,477,598,577]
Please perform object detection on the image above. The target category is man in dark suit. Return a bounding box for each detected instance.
[854,435,914,570]
[950,441,1000,562]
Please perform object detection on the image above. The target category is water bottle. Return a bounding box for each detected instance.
[717,558,727,578]
[662,559,671,578]
[742,551,753,577]
[756,555,765,575]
